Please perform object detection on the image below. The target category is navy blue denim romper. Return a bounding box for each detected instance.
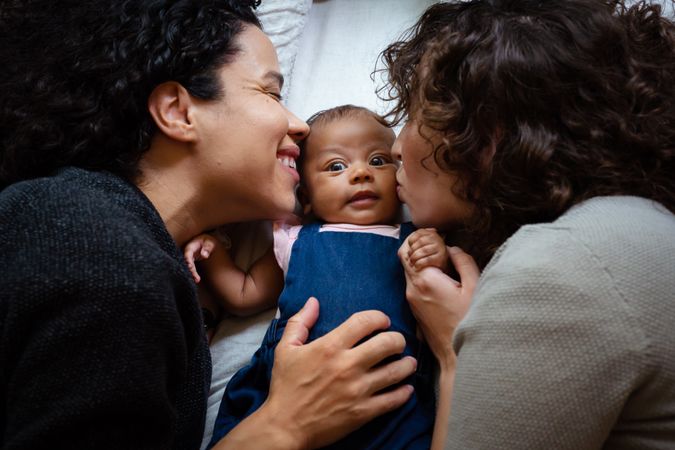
[208,223,435,449]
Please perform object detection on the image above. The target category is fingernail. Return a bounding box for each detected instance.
[449,246,462,254]
[407,356,418,369]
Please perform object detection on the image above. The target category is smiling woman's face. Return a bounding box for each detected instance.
[392,119,474,230]
[191,25,309,224]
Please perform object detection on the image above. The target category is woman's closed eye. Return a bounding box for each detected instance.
[267,91,283,102]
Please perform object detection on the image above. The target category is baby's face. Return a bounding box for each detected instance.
[301,115,399,225]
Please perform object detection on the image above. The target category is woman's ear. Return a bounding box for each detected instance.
[147,82,196,142]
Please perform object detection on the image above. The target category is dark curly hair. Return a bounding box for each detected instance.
[0,0,261,187]
[379,0,675,266]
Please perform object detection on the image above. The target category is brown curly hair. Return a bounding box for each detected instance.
[379,0,675,266]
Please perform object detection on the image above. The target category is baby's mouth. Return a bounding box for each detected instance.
[349,190,379,204]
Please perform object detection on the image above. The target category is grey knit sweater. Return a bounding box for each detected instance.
[446,196,675,449]
[0,167,210,449]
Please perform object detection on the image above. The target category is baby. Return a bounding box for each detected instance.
[186,105,448,449]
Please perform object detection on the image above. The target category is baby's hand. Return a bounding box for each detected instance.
[183,233,218,283]
[406,228,449,272]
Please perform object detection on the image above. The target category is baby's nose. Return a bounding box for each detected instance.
[350,164,373,183]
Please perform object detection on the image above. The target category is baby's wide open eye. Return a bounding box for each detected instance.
[369,155,391,167]
[327,161,347,172]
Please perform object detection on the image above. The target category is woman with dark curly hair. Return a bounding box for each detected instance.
[0,1,418,449]
[380,0,675,448]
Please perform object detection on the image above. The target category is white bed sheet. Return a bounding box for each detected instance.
[286,0,438,120]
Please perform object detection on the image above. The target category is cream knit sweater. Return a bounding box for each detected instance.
[447,196,675,449]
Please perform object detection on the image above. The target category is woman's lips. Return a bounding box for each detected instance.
[277,145,300,183]
[278,159,299,183]
[396,185,406,203]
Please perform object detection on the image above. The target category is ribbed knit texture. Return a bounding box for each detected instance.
[447,196,675,449]
[0,167,211,449]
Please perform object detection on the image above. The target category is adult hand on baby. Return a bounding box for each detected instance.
[259,298,417,449]
[399,240,479,371]
[182,233,218,283]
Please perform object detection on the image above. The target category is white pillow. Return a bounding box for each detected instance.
[258,0,313,99]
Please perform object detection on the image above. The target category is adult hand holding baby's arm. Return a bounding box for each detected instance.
[399,237,478,368]
[399,239,479,450]
[213,297,417,450]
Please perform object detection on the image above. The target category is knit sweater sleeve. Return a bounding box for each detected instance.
[1,180,199,449]
[445,225,649,450]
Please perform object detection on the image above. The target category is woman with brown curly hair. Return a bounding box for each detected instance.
[381,0,675,448]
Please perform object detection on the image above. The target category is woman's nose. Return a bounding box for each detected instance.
[287,108,310,142]
[391,138,402,162]
[350,164,373,183]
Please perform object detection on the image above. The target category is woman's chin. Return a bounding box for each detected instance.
[408,209,432,228]
[410,215,446,230]
[269,198,299,222]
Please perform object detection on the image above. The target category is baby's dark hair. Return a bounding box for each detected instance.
[297,104,390,178]
[379,0,675,266]
[0,0,262,187]
[305,104,390,130]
